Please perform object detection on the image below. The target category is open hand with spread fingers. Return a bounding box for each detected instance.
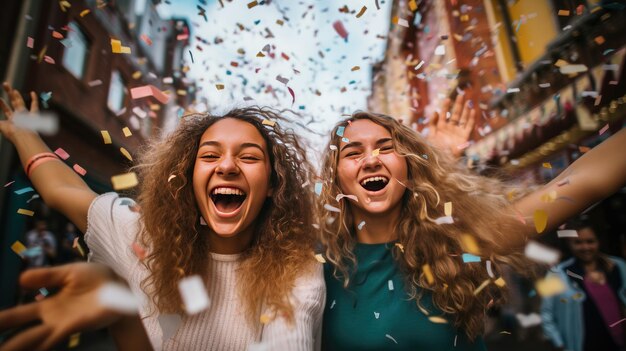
[0,82,39,143]
[425,93,476,158]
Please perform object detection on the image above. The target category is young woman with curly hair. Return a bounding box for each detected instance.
[317,107,626,350]
[0,83,324,351]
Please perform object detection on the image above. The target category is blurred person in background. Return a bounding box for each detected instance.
[541,219,626,351]
[24,219,57,269]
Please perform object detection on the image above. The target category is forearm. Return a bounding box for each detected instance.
[108,315,153,351]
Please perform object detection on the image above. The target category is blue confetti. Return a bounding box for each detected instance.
[314,182,323,196]
[336,126,345,136]
[462,253,481,263]
[341,137,349,143]
[14,187,35,195]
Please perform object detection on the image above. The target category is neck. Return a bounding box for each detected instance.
[352,205,401,244]
[205,226,254,254]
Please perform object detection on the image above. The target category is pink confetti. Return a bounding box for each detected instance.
[26,37,34,49]
[4,181,15,187]
[332,20,349,41]
[130,85,170,104]
[611,318,626,328]
[287,86,295,105]
[599,123,609,135]
[43,56,55,64]
[54,147,70,160]
[72,164,86,176]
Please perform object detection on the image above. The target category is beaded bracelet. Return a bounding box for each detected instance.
[24,152,60,177]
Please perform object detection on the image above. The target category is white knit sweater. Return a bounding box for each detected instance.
[85,193,325,351]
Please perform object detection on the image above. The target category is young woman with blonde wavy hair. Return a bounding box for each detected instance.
[318,104,626,350]
[0,83,324,351]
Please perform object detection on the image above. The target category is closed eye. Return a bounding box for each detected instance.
[201,154,219,159]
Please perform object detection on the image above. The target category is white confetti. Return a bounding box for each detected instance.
[178,275,210,315]
[374,312,380,319]
[98,282,140,314]
[13,111,59,135]
[434,44,445,56]
[388,280,394,291]
[336,194,358,202]
[385,334,398,344]
[486,260,495,278]
[330,300,336,309]
[158,314,182,343]
[566,270,583,280]
[358,221,366,230]
[557,230,578,238]
[524,241,559,265]
[324,204,341,213]
[559,64,588,74]
[516,313,542,328]
[434,216,454,225]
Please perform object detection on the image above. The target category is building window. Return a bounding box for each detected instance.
[107,70,126,113]
[62,21,89,80]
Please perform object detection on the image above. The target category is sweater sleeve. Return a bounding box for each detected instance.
[261,263,326,351]
[540,270,565,348]
[84,192,141,281]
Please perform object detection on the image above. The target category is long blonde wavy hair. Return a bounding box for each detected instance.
[318,112,532,339]
[133,107,317,326]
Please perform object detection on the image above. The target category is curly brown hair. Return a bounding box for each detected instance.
[133,106,317,327]
[318,111,532,339]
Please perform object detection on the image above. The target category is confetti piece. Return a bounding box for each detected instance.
[130,85,170,104]
[11,241,27,256]
[27,37,34,48]
[332,20,349,41]
[260,314,272,324]
[158,314,182,343]
[473,279,490,295]
[462,253,481,263]
[4,181,15,187]
[351,66,360,71]
[460,234,480,255]
[341,137,349,143]
[17,208,34,216]
[566,270,583,280]
[13,111,59,135]
[336,126,345,137]
[335,194,358,202]
[59,0,71,12]
[533,209,548,233]
[73,164,86,176]
[314,182,322,196]
[397,18,409,28]
[178,275,210,315]
[594,36,605,45]
[494,277,506,287]
[559,64,587,74]
[358,221,366,230]
[557,10,570,16]
[422,264,434,284]
[324,204,341,213]
[80,9,90,17]
[72,237,85,257]
[557,229,578,238]
[444,202,452,217]
[101,130,112,144]
[68,333,80,348]
[110,39,131,54]
[516,313,542,327]
[542,162,551,169]
[428,316,448,324]
[14,187,34,195]
[87,79,103,87]
[374,311,380,319]
[434,216,453,224]
[385,334,398,344]
[52,31,64,39]
[247,1,258,9]
[486,260,495,278]
[54,147,70,160]
[395,243,405,253]
[356,6,367,18]
[599,123,609,135]
[120,147,132,161]
[98,282,140,313]
[111,172,138,190]
[287,87,295,105]
[370,148,380,157]
[275,75,289,85]
[215,84,224,90]
[610,318,626,328]
[388,280,394,291]
[536,276,566,297]
[525,241,559,265]
[314,253,326,263]
[434,44,445,56]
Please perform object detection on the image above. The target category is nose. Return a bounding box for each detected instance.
[216,155,240,176]
[361,152,382,171]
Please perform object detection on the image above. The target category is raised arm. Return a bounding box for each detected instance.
[0,83,96,232]
[515,127,626,236]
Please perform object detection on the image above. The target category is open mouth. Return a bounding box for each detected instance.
[210,187,247,214]
[360,176,389,192]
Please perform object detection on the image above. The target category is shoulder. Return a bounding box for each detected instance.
[87,192,140,230]
[291,262,326,304]
[607,256,626,270]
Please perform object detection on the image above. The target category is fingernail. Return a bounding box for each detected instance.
[467,100,474,108]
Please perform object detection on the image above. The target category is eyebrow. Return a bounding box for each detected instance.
[340,137,393,152]
[199,141,265,154]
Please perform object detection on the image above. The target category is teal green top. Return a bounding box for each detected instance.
[322,242,486,350]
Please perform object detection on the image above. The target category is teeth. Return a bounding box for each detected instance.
[360,176,389,186]
[212,187,245,195]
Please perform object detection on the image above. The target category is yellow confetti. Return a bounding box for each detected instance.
[395,243,405,253]
[314,253,326,263]
[101,130,112,144]
[262,119,276,127]
[540,191,557,203]
[168,174,177,182]
[11,241,27,255]
[428,316,448,324]
[542,162,552,169]
[111,39,131,54]
[17,208,34,216]
[422,264,434,285]
[276,19,284,26]
[460,234,480,255]
[356,6,367,18]
[444,202,452,217]
[372,148,380,157]
[533,209,548,233]
[59,0,71,12]
[68,333,80,348]
[536,276,566,297]
[460,14,469,21]
[120,147,132,161]
[111,172,139,190]
[473,279,490,295]
[417,304,429,315]
[215,84,225,90]
[408,0,417,11]
[494,277,506,287]
[122,127,132,137]
[132,71,142,79]
[80,9,90,17]
[557,9,570,16]
[351,66,360,71]
[260,314,272,324]
[554,59,569,67]
[256,51,265,57]
[247,1,258,9]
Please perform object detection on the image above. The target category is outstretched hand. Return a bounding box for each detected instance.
[425,94,476,158]
[0,82,39,143]
[0,263,128,351]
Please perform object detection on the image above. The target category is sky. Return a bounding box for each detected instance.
[154,0,392,151]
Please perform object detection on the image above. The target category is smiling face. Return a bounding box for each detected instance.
[193,118,272,249]
[337,119,408,219]
[569,227,600,264]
